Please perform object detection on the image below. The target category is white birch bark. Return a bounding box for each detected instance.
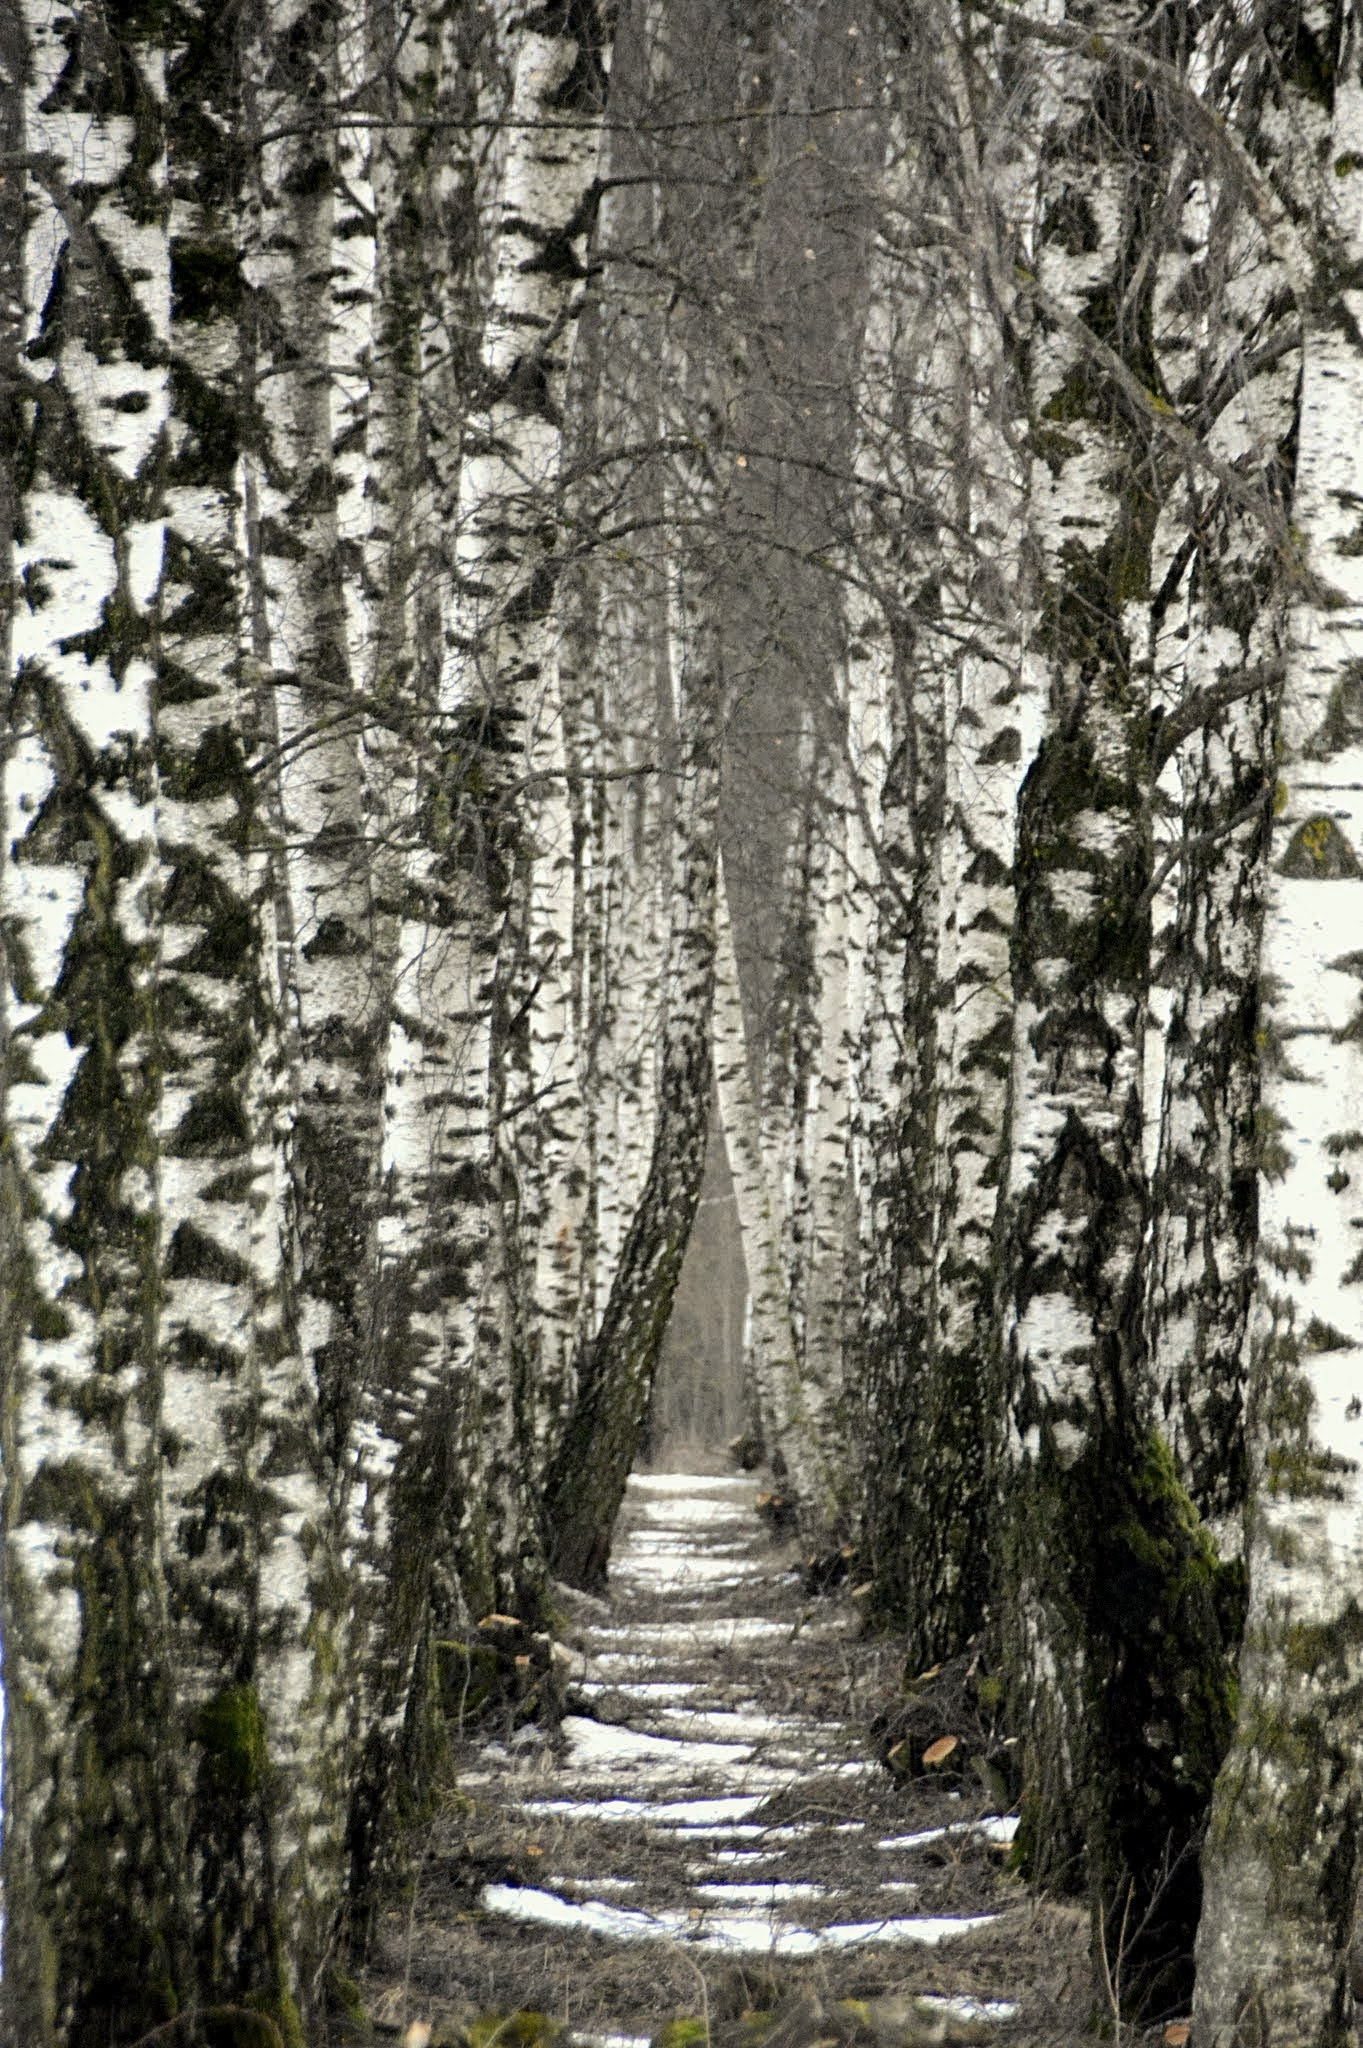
[152,0,352,2011]
[236,0,379,1884]
[713,852,835,1528]
[1195,23,1363,2036]
[357,0,613,1827]
[1,8,179,2030]
[837,67,957,1644]
[1139,21,1291,1566]
[545,585,721,1590]
[992,6,1248,2012]
[793,776,856,1502]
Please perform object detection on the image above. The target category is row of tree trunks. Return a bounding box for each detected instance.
[1,0,619,2032]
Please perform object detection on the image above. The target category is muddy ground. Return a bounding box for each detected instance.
[353,1463,1173,2048]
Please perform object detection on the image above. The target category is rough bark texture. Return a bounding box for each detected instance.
[2,9,186,2036]
[999,6,1242,2015]
[1195,13,1363,2040]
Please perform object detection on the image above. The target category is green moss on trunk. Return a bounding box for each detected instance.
[1014,1431,1243,2019]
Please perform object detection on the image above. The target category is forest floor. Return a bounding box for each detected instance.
[354,1461,1168,2048]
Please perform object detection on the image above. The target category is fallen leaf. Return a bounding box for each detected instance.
[477,1613,521,1629]
[850,1581,874,1600]
[922,1735,960,1766]
[401,2024,433,2048]
[526,1842,543,1857]
[1163,2028,1191,2047]
[916,1663,942,1683]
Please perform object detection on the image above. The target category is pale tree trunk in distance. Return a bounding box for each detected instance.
[792,776,858,1513]
[1195,21,1363,2038]
[547,0,775,1586]
[555,29,674,1430]
[713,851,837,1532]
[545,641,720,1591]
[916,4,1044,1662]
[839,55,955,1653]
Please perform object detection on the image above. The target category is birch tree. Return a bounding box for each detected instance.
[993,5,1248,2011]
[3,9,178,2033]
[1194,9,1363,2035]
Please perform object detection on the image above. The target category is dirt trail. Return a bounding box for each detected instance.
[359,1468,1091,2045]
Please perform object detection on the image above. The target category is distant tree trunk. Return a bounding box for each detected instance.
[545,652,720,1590]
[713,851,836,1529]
[791,775,858,1512]
[917,9,1041,1661]
[839,64,953,1653]
[554,0,674,1392]
[547,0,777,1584]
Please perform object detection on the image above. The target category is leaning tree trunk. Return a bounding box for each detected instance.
[1194,18,1363,2037]
[553,0,676,1398]
[788,770,858,1515]
[546,0,777,1586]
[544,636,720,1591]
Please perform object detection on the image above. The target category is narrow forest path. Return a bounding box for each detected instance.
[359,1469,1092,2048]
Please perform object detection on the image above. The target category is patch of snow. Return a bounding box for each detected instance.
[671,1820,861,1843]
[693,1882,827,1902]
[548,1875,640,1895]
[561,1714,752,1771]
[919,1997,1018,2025]
[522,1794,768,1826]
[588,1619,791,1647]
[576,1681,701,1702]
[570,2034,652,2048]
[627,1474,754,1495]
[634,1497,752,1526]
[653,1710,804,1741]
[482,1885,993,1955]
[875,1814,1018,1851]
[614,1556,761,1587]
